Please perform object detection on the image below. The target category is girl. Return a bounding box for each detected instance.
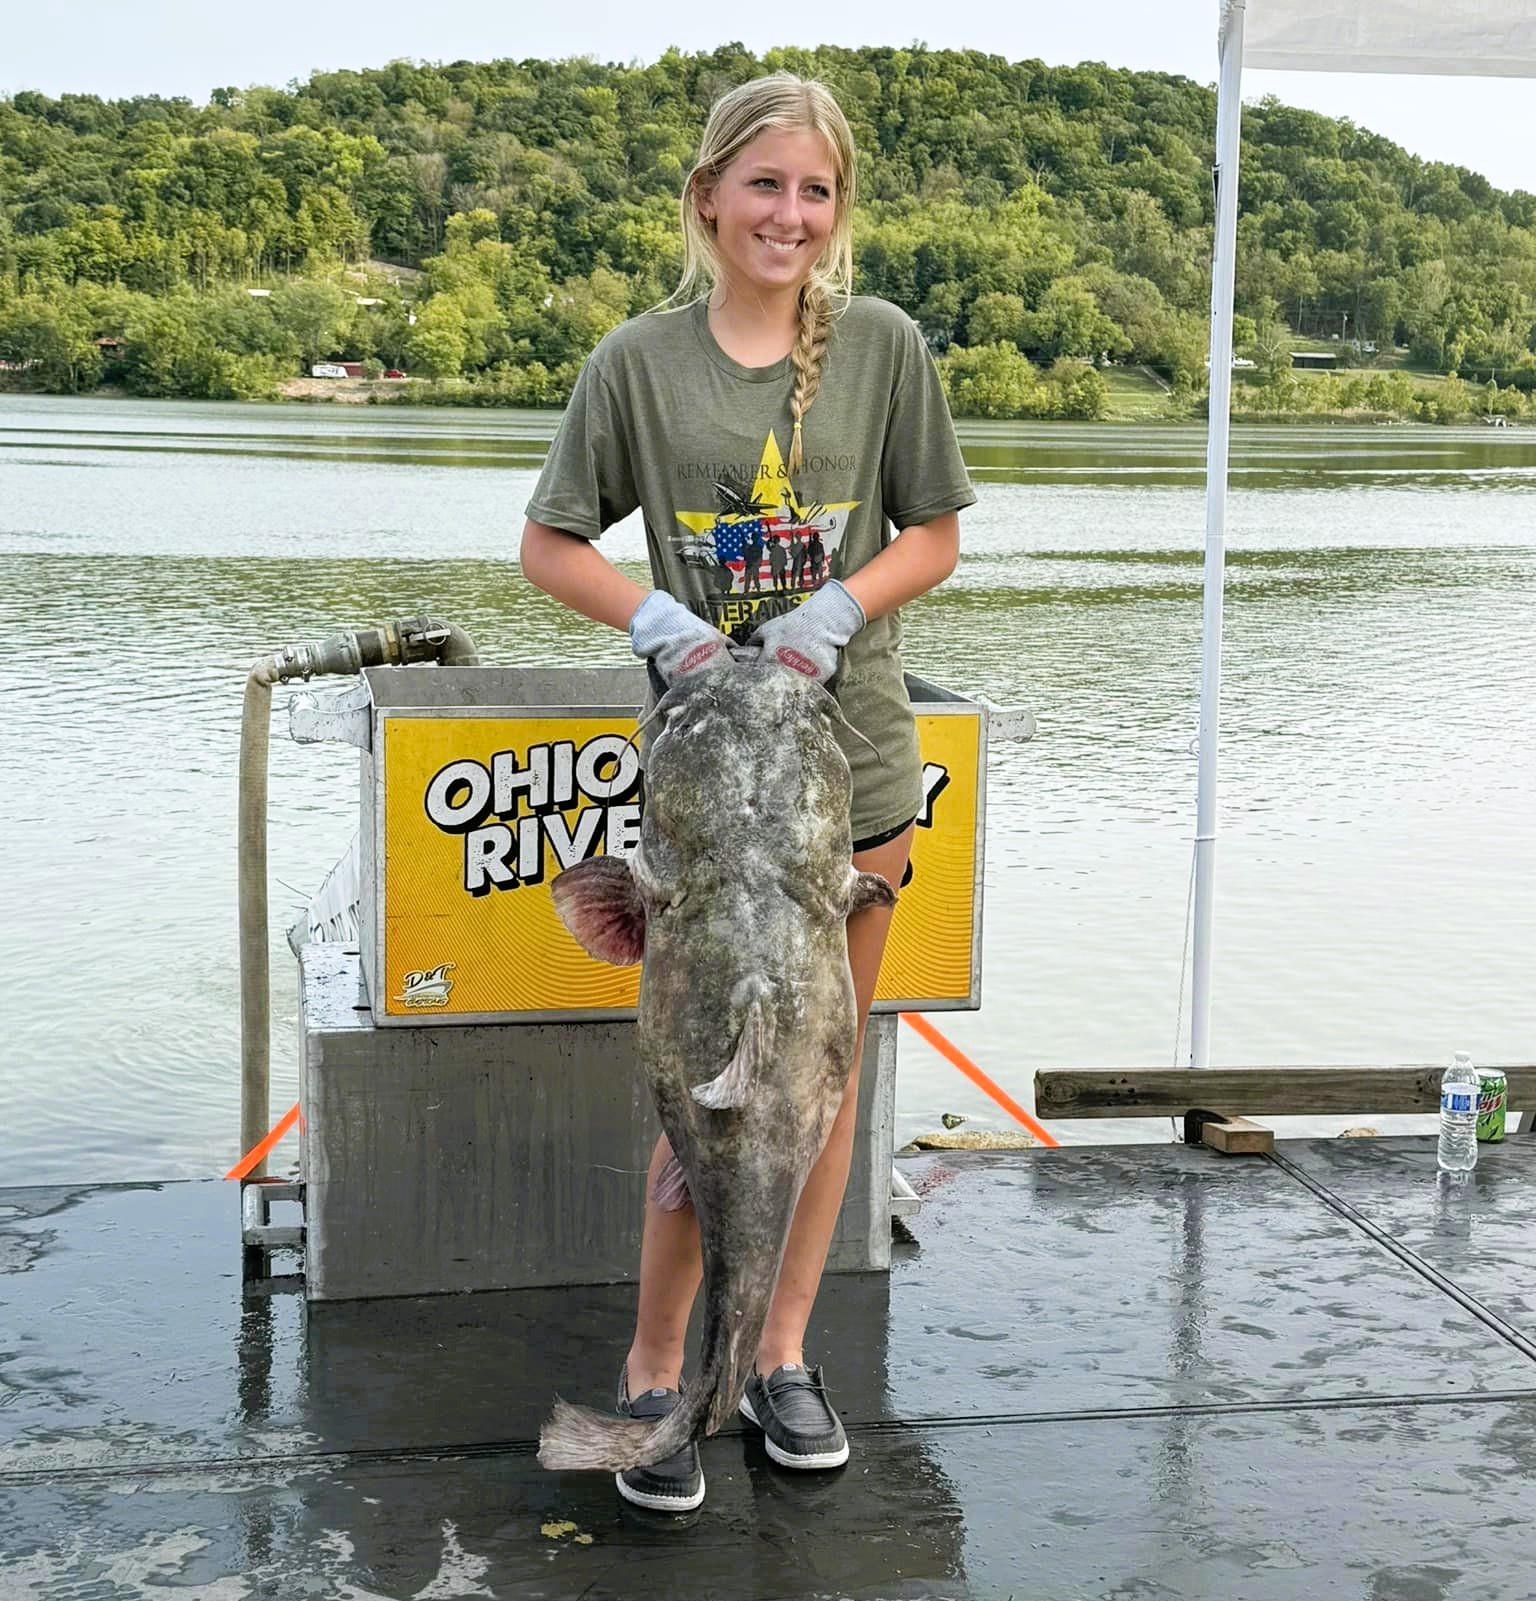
[521,70,974,1512]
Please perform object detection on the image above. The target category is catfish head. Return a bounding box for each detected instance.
[549,845,895,972]
[550,660,895,968]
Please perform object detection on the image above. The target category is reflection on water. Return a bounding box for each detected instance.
[1,397,1534,1184]
[959,421,1536,492]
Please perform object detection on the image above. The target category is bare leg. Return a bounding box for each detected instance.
[624,1135,702,1393]
[756,824,913,1371]
[623,823,913,1390]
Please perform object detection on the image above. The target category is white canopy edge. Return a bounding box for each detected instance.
[1243,0,1536,77]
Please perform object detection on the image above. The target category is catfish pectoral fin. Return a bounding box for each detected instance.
[550,856,645,965]
[848,868,897,916]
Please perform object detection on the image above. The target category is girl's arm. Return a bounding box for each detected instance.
[520,519,649,630]
[839,511,960,622]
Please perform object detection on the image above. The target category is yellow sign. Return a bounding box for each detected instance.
[380,710,980,1020]
[877,711,981,1008]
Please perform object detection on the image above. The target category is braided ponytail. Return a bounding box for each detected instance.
[788,282,835,477]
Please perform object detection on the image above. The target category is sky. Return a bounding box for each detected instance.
[8,1,1535,194]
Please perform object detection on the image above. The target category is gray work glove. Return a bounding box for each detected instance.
[747,579,865,686]
[628,590,732,687]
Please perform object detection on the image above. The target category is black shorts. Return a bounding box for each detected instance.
[852,817,915,855]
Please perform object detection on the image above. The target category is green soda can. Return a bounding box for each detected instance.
[1476,1068,1507,1143]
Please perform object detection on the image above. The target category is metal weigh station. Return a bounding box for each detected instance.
[262,661,1031,1301]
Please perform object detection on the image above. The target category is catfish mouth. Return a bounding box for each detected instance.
[635,657,781,736]
[636,680,722,746]
[636,661,868,762]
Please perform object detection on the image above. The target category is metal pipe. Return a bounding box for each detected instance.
[238,661,280,1176]
[237,617,479,1176]
[1190,1,1247,1072]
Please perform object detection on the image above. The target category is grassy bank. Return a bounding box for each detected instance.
[6,362,1526,429]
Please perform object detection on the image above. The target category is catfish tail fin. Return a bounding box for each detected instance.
[538,1388,708,1473]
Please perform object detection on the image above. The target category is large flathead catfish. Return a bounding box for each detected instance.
[537,660,895,1473]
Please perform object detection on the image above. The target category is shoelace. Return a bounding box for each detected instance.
[763,1364,829,1391]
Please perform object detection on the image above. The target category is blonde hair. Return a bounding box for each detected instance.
[653,71,857,476]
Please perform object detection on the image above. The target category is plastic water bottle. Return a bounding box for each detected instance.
[1437,1052,1480,1173]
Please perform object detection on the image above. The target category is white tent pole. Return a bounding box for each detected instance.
[1190,0,1247,1070]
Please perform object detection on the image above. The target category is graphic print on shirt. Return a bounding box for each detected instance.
[672,429,859,643]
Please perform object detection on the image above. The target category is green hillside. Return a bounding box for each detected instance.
[3,44,1535,418]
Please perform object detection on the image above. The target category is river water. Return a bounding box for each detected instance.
[2,396,1533,1185]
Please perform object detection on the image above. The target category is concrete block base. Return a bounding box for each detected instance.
[298,944,894,1301]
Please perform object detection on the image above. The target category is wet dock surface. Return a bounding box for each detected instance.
[3,1136,1534,1599]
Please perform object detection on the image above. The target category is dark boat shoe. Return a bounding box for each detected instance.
[615,1369,705,1512]
[740,1363,850,1470]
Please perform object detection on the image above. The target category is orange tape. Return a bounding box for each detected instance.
[225,1102,303,1180]
[899,1013,1060,1148]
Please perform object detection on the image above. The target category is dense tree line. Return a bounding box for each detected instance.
[3,44,1535,414]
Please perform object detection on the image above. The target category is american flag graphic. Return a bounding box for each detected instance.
[711,513,835,590]
[711,518,767,567]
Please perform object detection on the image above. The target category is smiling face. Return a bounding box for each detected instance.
[694,125,840,302]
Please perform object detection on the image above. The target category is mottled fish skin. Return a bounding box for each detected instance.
[539,661,895,1472]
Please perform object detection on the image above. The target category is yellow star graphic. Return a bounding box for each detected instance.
[673,430,860,543]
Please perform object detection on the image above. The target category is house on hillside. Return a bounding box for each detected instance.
[1291,351,1339,370]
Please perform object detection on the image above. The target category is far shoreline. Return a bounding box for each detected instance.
[0,380,1519,430]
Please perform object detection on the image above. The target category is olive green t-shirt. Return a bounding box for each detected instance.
[525,293,976,838]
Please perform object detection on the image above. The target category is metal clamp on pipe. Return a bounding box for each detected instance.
[256,616,480,684]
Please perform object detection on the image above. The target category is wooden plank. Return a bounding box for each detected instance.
[1184,1107,1275,1154]
[1033,1066,1536,1120]
[1199,1115,1274,1156]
